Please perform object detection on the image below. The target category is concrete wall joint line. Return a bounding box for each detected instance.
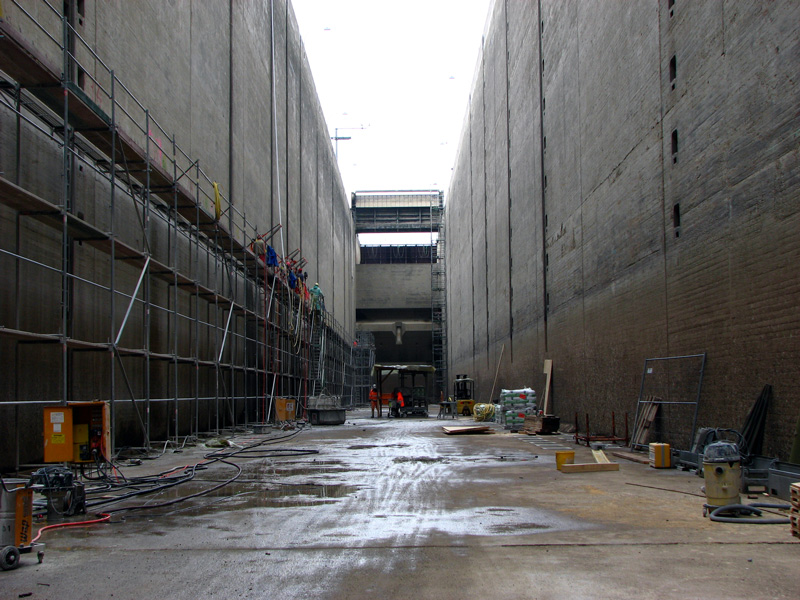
[469,108,477,376]
[657,0,671,358]
[503,0,513,361]
[576,0,587,397]
[536,0,547,351]
[481,38,490,368]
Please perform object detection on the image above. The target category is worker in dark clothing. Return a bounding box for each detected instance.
[370,384,380,418]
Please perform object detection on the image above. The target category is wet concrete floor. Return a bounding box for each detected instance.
[3,408,799,599]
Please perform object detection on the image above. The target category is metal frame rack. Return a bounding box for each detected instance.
[0,0,354,467]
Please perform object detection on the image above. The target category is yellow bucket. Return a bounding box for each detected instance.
[555,450,575,471]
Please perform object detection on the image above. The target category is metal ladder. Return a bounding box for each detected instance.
[431,197,447,399]
[309,313,326,397]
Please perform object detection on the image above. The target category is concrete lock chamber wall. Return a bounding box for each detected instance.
[0,0,358,470]
[445,0,800,458]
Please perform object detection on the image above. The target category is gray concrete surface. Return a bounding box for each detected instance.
[3,410,798,599]
[445,0,800,458]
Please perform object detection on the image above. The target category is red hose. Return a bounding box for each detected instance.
[31,513,111,544]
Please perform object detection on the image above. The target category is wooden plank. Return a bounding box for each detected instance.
[542,359,553,415]
[561,462,620,473]
[610,451,650,465]
[442,425,491,435]
[632,399,659,446]
[592,449,611,463]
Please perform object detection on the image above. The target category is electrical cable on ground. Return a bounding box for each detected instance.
[28,427,319,544]
[706,503,792,525]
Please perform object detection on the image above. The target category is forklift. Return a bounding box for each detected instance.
[453,375,475,416]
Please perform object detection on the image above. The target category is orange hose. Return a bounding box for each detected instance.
[31,513,111,544]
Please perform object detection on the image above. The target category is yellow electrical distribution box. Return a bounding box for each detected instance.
[275,398,296,422]
[44,402,110,463]
[649,442,672,468]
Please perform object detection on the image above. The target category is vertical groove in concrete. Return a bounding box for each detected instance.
[503,0,513,362]
[575,2,586,408]
[269,0,275,234]
[657,0,671,359]
[536,0,547,353]
[482,51,490,371]
[228,0,234,229]
[468,105,476,377]
[283,2,290,248]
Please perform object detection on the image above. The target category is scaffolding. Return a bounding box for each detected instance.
[430,195,447,400]
[0,0,355,467]
[352,331,376,407]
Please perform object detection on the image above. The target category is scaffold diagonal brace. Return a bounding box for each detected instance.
[114,255,151,346]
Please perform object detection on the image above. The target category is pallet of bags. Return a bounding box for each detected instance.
[500,388,536,429]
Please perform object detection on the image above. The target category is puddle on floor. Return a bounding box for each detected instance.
[321,505,590,543]
[240,482,361,508]
[121,480,362,517]
[242,459,354,479]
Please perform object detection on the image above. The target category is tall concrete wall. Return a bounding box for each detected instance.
[446,0,800,458]
[357,264,432,311]
[0,0,355,465]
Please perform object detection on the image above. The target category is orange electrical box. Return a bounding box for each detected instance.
[43,407,74,462]
[44,402,110,463]
[275,398,296,422]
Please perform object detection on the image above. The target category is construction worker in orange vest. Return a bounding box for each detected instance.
[370,384,380,418]
[392,388,404,417]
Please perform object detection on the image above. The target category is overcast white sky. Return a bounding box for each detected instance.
[291,0,492,210]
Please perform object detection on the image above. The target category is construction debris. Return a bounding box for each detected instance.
[523,415,560,435]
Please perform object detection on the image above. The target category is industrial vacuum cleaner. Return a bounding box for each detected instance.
[0,479,45,570]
